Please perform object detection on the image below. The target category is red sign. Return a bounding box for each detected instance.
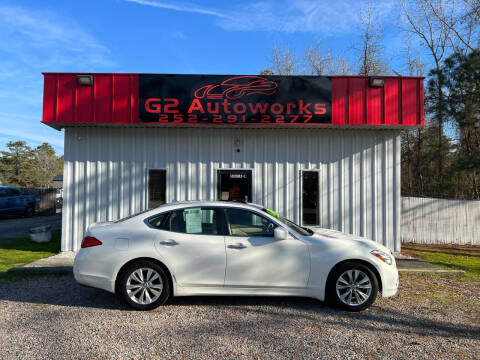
[139,74,332,125]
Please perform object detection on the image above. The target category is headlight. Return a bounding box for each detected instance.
[370,250,392,265]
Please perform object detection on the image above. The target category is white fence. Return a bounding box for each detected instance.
[401,196,480,245]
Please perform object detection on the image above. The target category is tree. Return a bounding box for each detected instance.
[259,69,275,76]
[442,50,480,198]
[0,141,63,188]
[400,0,458,181]
[401,37,428,197]
[352,1,388,75]
[304,44,353,75]
[427,0,479,53]
[0,141,37,187]
[34,143,63,188]
[270,43,299,75]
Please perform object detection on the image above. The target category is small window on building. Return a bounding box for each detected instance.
[148,170,166,209]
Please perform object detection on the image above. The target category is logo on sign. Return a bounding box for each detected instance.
[194,76,278,100]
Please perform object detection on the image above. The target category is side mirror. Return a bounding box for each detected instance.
[274,227,288,241]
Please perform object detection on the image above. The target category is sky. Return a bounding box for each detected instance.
[0,0,420,155]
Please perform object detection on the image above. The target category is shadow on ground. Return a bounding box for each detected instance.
[0,274,478,341]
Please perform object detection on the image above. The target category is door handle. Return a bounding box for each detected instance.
[228,243,247,249]
[160,239,179,246]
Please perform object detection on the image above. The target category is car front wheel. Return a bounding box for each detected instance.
[118,261,170,310]
[327,262,378,312]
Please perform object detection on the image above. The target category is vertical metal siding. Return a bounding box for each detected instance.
[401,197,480,245]
[62,127,401,252]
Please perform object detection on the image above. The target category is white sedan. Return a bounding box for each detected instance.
[74,201,398,311]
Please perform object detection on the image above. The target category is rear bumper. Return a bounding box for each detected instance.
[73,249,115,293]
[73,271,115,293]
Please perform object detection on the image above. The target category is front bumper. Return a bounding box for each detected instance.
[380,263,399,298]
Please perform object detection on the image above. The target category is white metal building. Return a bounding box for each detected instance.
[42,73,424,252]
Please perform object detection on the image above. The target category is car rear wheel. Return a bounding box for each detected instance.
[118,261,170,310]
[25,205,34,217]
[327,262,378,312]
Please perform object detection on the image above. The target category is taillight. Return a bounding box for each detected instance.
[81,236,102,248]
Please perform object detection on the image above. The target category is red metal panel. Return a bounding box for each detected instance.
[384,78,399,125]
[331,77,347,125]
[402,78,418,126]
[56,76,75,123]
[77,79,93,123]
[94,75,113,124]
[366,83,382,125]
[42,74,57,124]
[348,78,364,125]
[419,80,425,125]
[112,75,131,123]
[130,75,139,124]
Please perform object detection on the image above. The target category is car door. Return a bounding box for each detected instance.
[150,207,227,287]
[223,207,310,288]
[7,188,22,212]
[0,189,8,214]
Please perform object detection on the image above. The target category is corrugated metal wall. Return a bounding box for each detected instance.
[401,197,480,245]
[62,127,401,251]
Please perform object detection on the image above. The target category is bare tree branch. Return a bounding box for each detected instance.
[351,1,388,75]
[304,44,353,75]
[271,43,299,75]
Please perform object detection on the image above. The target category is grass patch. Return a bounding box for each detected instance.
[402,244,480,281]
[0,229,61,280]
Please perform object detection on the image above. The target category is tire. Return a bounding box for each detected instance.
[25,206,34,217]
[117,260,170,310]
[327,262,378,312]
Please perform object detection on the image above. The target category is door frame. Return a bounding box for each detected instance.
[216,168,254,202]
[146,168,167,209]
[299,169,321,226]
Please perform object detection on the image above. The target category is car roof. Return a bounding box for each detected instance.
[119,200,268,223]
[161,200,262,210]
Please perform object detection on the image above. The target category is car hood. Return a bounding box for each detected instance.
[306,227,392,254]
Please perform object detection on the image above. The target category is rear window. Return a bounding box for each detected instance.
[147,213,168,229]
[114,204,167,223]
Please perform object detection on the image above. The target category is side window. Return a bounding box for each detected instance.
[147,213,168,229]
[6,188,20,196]
[166,208,220,235]
[0,190,6,197]
[224,208,277,237]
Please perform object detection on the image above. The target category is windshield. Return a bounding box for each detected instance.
[262,208,314,236]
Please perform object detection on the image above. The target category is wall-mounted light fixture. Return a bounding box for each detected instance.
[369,77,385,88]
[77,75,93,86]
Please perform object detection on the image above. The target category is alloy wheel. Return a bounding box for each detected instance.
[335,269,372,306]
[126,267,164,305]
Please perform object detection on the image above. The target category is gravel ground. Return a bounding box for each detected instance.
[0,274,478,360]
